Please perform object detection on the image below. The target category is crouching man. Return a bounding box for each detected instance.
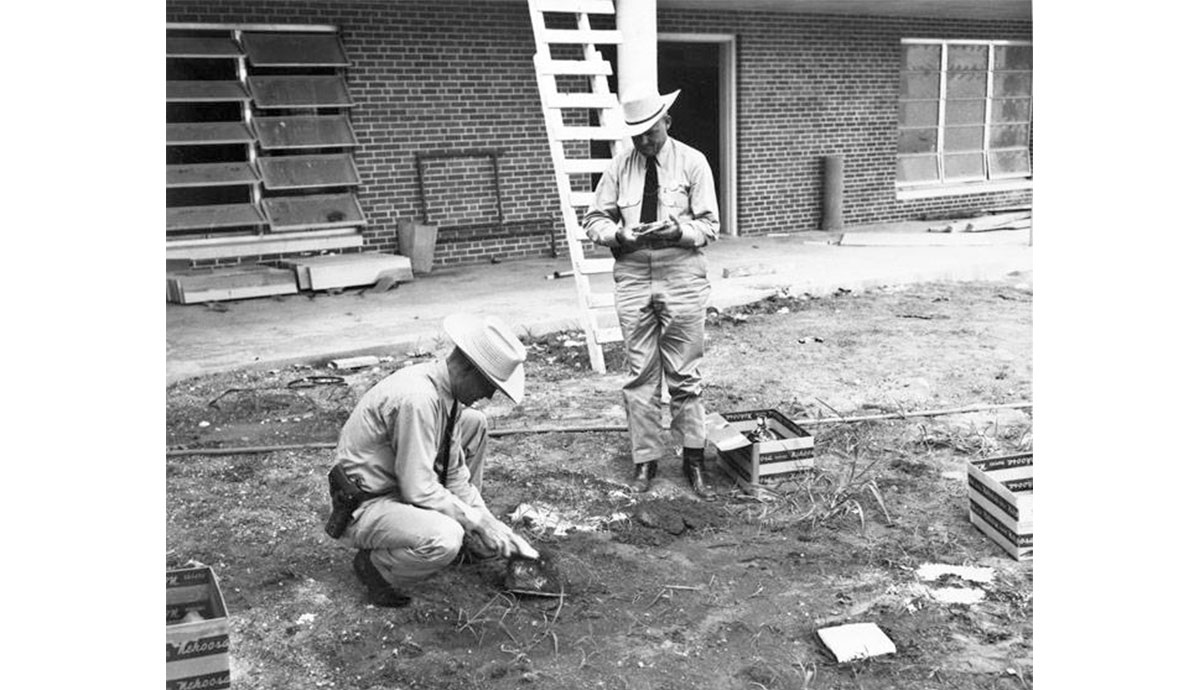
[324,314,538,607]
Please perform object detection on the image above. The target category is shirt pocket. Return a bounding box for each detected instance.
[659,181,690,213]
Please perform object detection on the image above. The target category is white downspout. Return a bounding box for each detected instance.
[616,0,657,99]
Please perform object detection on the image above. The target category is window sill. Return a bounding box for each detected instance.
[896,178,1032,201]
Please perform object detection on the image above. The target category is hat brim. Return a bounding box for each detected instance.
[445,314,526,404]
[625,90,680,137]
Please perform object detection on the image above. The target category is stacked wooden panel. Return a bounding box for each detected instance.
[280,253,414,291]
[166,25,365,271]
[166,265,298,304]
[967,453,1032,560]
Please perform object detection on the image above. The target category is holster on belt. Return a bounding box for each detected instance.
[324,465,384,539]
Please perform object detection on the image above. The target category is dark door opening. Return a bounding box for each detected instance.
[658,42,722,211]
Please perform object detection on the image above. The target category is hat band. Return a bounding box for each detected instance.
[626,103,666,127]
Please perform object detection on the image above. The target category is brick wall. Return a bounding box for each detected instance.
[166,0,1032,266]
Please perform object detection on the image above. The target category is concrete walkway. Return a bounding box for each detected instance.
[166,228,1032,383]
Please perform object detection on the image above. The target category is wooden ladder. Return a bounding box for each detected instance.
[526,0,627,373]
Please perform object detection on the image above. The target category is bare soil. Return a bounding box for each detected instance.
[166,274,1033,689]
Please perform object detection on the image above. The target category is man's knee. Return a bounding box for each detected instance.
[408,520,465,566]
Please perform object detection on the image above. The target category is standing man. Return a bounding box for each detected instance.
[583,89,720,501]
[324,314,538,607]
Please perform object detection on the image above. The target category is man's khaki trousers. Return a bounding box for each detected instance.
[613,247,711,465]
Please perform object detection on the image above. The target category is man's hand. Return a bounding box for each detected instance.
[472,514,540,560]
[644,214,683,242]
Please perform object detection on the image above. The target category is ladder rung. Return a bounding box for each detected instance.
[568,191,594,207]
[543,92,620,109]
[594,326,624,344]
[534,54,612,76]
[586,292,615,309]
[577,258,614,275]
[553,125,626,141]
[561,158,613,174]
[542,29,622,45]
[533,0,615,14]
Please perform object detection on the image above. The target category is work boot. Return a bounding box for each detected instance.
[632,461,658,493]
[682,450,716,501]
[353,550,411,608]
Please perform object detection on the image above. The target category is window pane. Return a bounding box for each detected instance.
[991,98,1031,123]
[947,44,988,71]
[897,155,939,183]
[995,45,1032,70]
[989,150,1031,176]
[994,72,1032,98]
[989,124,1030,148]
[944,153,985,180]
[898,128,938,154]
[899,100,939,127]
[900,71,940,99]
[902,44,941,70]
[945,126,984,151]
[946,71,986,98]
[945,99,985,125]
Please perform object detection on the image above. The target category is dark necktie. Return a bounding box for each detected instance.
[437,402,458,486]
[640,156,658,224]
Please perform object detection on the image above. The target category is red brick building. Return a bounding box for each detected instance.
[165,0,1032,269]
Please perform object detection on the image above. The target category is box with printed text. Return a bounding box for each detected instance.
[166,566,231,690]
[967,453,1033,560]
[705,409,815,491]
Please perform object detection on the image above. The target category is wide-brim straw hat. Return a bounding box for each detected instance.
[444,313,527,404]
[622,89,680,136]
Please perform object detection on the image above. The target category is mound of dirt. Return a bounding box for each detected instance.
[613,497,727,546]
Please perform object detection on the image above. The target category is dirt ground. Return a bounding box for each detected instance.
[166,273,1033,689]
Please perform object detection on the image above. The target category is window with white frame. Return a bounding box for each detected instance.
[896,39,1032,188]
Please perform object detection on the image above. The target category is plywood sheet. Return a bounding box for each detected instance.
[258,153,360,190]
[253,115,358,150]
[167,80,251,102]
[167,162,259,188]
[167,122,254,145]
[248,75,353,108]
[262,193,365,231]
[281,253,414,290]
[167,266,298,304]
[167,203,266,232]
[242,32,349,67]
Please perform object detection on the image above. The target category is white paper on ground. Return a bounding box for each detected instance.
[817,622,897,663]
[927,586,986,605]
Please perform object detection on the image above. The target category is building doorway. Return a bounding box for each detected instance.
[659,34,737,236]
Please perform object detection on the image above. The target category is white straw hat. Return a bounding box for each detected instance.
[621,89,680,136]
[444,314,527,403]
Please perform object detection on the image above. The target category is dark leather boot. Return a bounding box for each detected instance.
[632,461,658,493]
[682,450,716,501]
[353,550,411,608]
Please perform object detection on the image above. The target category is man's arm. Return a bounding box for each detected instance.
[675,154,720,248]
[582,165,624,247]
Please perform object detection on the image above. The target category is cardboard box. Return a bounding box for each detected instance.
[706,409,814,491]
[967,453,1033,560]
[166,567,231,690]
